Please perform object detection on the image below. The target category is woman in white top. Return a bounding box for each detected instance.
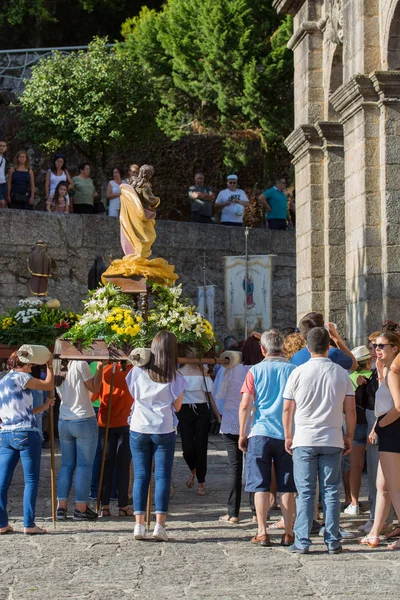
[55,360,104,522]
[127,332,187,542]
[45,154,73,208]
[363,331,400,549]
[217,336,262,523]
[107,167,122,217]
[177,363,220,496]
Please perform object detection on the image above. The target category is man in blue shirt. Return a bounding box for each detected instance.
[258,175,291,230]
[291,312,356,371]
[239,330,297,547]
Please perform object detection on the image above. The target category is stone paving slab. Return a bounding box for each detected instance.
[1,436,399,600]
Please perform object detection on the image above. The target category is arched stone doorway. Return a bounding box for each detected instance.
[387,0,400,69]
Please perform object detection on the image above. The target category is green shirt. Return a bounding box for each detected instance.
[89,362,101,408]
[263,186,287,220]
[349,369,372,390]
[72,176,95,206]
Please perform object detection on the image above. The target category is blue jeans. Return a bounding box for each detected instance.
[130,430,176,514]
[0,430,42,527]
[57,417,98,503]
[293,446,342,550]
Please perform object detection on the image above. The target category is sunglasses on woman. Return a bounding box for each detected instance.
[372,343,394,350]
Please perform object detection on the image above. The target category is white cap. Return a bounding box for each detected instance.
[226,174,238,181]
[351,345,370,362]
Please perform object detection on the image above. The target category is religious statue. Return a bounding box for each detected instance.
[103,165,178,284]
[27,241,51,296]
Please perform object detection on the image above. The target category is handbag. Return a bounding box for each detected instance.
[202,369,220,434]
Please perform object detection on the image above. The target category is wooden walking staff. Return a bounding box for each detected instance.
[146,459,154,530]
[96,361,117,514]
[49,401,57,525]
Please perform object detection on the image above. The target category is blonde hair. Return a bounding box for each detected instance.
[13,150,30,170]
[283,333,306,360]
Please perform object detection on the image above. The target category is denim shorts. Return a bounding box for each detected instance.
[353,423,368,446]
[245,435,296,493]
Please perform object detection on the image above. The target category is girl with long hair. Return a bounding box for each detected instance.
[7,151,35,210]
[126,331,187,542]
[361,331,400,548]
[46,181,69,213]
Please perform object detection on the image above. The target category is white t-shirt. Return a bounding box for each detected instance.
[219,363,251,435]
[180,373,213,405]
[283,357,354,449]
[126,366,187,434]
[215,188,249,223]
[57,361,95,420]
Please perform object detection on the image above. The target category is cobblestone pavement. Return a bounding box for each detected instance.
[2,436,400,600]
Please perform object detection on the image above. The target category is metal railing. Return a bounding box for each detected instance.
[0,44,114,93]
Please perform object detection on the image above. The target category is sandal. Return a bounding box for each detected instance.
[270,518,285,530]
[0,525,14,535]
[360,535,380,548]
[24,525,47,535]
[384,526,400,539]
[219,515,239,524]
[197,487,206,496]
[388,539,400,550]
[185,472,196,489]
[100,508,112,517]
[118,507,134,517]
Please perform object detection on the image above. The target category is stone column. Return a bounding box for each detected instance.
[285,125,324,322]
[371,71,400,320]
[315,121,346,332]
[331,76,381,345]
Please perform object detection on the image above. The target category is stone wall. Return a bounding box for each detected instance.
[0,210,296,339]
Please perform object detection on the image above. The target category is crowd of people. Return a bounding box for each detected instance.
[1,313,400,552]
[0,141,295,228]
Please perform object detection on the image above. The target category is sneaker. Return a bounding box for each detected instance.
[328,544,343,555]
[319,526,355,539]
[73,507,99,521]
[358,519,373,533]
[56,508,67,521]
[153,523,169,542]
[134,523,147,540]
[344,504,359,516]
[287,544,309,554]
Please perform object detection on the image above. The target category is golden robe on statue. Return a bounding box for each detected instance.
[102,181,178,284]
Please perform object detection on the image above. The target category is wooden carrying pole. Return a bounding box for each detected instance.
[96,362,117,514]
[146,458,154,530]
[49,402,57,525]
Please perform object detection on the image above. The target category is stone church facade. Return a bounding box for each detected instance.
[274,0,400,343]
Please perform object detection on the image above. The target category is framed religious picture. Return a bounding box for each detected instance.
[224,255,272,334]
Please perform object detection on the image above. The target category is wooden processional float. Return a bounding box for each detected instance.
[53,275,242,527]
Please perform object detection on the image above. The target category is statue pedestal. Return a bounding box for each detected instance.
[103,274,147,293]
[103,274,148,317]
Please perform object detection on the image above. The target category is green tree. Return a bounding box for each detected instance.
[19,37,156,186]
[120,0,293,174]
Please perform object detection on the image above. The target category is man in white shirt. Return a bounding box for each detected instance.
[215,174,249,227]
[282,327,356,555]
[0,139,7,208]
